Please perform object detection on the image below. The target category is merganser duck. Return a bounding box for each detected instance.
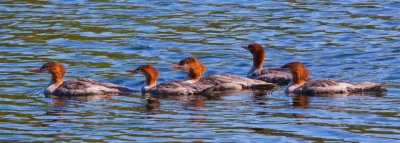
[281,61,386,95]
[241,43,292,85]
[126,57,277,96]
[30,61,135,96]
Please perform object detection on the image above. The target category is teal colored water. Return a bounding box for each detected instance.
[1,0,399,142]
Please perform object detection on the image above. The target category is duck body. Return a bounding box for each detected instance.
[127,57,277,97]
[146,74,276,96]
[288,79,386,95]
[248,68,292,85]
[242,43,292,85]
[47,78,134,96]
[31,61,135,96]
[282,61,386,95]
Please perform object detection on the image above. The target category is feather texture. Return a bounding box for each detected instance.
[145,74,277,96]
[248,68,292,85]
[291,78,386,95]
[46,78,136,96]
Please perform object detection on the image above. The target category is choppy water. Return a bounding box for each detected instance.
[1,0,400,142]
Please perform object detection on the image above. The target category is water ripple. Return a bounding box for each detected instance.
[0,0,399,142]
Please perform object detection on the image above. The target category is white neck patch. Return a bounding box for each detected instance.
[286,81,304,93]
[45,82,63,95]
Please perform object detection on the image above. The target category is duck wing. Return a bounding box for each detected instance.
[54,78,136,96]
[249,68,292,85]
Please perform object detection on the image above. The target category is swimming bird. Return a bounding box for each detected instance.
[126,57,277,96]
[241,43,292,85]
[281,61,386,95]
[30,61,135,96]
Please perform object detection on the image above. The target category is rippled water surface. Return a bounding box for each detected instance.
[1,0,400,142]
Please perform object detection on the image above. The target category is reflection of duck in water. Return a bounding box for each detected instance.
[281,61,386,95]
[292,95,309,108]
[126,56,277,96]
[187,96,207,123]
[48,94,113,105]
[30,61,135,96]
[145,98,161,113]
[241,43,292,85]
[45,94,113,125]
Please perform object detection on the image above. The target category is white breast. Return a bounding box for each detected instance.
[45,82,62,95]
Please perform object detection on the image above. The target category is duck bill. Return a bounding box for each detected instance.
[29,68,46,73]
[241,46,249,50]
[126,69,138,74]
[168,65,185,70]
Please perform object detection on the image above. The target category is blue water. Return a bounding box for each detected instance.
[0,0,399,142]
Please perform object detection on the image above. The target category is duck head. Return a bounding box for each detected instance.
[168,56,206,83]
[30,61,65,84]
[127,64,159,90]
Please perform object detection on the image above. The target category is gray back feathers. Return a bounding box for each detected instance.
[293,79,386,95]
[146,74,277,96]
[52,78,136,96]
[248,68,292,85]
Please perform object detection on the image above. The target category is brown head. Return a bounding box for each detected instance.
[241,43,265,69]
[168,56,206,81]
[281,61,309,84]
[127,64,159,86]
[30,61,65,84]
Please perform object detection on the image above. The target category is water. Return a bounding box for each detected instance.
[1,0,399,142]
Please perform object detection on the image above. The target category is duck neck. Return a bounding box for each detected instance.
[252,52,264,71]
[50,72,63,85]
[291,68,308,85]
[186,68,202,83]
[138,65,159,91]
[45,75,63,95]
[287,67,309,92]
[287,81,305,93]
[144,74,157,90]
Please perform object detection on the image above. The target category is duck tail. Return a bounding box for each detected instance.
[351,82,386,93]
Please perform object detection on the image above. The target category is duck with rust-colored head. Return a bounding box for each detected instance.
[30,61,135,96]
[282,61,386,95]
[127,56,277,96]
[241,43,292,85]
